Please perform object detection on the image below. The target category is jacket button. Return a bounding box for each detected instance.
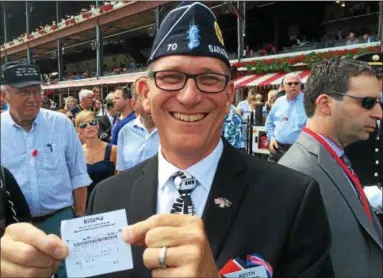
[376,160,380,165]
[376,148,379,152]
[375,172,379,177]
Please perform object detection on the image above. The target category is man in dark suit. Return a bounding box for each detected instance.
[279,58,383,277]
[98,100,116,142]
[0,3,334,278]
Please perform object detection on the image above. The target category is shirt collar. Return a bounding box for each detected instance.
[285,92,303,102]
[318,133,344,158]
[8,109,42,129]
[133,116,144,129]
[158,139,224,192]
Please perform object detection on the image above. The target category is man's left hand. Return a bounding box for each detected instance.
[122,214,220,278]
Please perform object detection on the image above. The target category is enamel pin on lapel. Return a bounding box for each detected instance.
[215,197,232,208]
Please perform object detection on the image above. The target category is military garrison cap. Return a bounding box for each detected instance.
[1,62,42,88]
[147,2,230,68]
[354,52,383,77]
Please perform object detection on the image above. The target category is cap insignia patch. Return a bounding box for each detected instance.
[186,21,200,50]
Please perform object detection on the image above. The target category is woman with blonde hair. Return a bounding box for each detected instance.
[75,110,117,206]
[64,96,77,112]
[265,89,278,113]
[61,96,77,123]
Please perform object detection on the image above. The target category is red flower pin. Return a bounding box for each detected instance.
[32,149,38,157]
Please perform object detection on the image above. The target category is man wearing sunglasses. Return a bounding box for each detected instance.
[265,73,307,162]
[0,3,334,278]
[279,58,383,278]
[345,53,383,226]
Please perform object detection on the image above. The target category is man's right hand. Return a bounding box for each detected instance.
[1,223,68,278]
[269,139,279,154]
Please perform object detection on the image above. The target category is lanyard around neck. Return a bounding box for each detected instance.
[302,127,372,222]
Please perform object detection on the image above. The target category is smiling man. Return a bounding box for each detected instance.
[279,58,383,278]
[0,3,333,278]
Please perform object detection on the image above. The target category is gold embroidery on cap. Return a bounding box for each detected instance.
[214,21,225,46]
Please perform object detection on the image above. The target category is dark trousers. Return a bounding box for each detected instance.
[267,142,292,163]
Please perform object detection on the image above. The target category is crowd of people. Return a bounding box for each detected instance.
[0,2,382,278]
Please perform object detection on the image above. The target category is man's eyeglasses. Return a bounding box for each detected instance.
[285,82,300,86]
[148,70,230,94]
[78,119,98,129]
[327,92,381,110]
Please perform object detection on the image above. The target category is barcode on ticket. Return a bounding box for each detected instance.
[73,234,118,247]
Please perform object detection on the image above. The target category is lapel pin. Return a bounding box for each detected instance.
[215,197,232,208]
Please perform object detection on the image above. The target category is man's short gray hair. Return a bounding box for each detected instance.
[78,89,94,102]
[283,72,301,83]
[105,92,114,102]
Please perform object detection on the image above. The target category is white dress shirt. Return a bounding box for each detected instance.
[156,139,224,217]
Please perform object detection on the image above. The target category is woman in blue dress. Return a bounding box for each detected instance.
[75,111,117,206]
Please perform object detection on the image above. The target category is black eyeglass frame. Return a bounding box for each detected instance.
[147,70,231,94]
[327,91,381,110]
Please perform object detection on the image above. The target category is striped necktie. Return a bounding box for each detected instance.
[171,171,198,215]
[340,154,355,175]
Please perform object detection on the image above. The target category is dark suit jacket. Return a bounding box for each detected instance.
[98,115,113,141]
[88,142,334,278]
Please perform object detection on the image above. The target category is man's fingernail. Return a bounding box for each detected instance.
[122,227,133,242]
[54,247,66,258]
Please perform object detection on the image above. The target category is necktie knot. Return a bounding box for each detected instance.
[340,154,354,173]
[171,171,198,215]
[172,171,198,193]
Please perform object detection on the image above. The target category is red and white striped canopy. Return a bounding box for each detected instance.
[232,70,311,88]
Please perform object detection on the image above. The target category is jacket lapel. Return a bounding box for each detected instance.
[128,155,158,225]
[202,142,248,259]
[126,156,158,278]
[297,134,383,250]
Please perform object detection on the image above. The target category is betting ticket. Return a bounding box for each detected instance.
[61,209,133,277]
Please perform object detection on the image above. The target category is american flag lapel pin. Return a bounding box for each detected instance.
[215,197,232,208]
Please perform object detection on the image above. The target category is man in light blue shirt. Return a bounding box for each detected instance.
[117,77,159,171]
[265,72,307,162]
[236,87,257,122]
[117,116,159,171]
[1,62,91,278]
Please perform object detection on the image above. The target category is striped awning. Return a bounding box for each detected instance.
[41,71,146,90]
[233,70,311,88]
